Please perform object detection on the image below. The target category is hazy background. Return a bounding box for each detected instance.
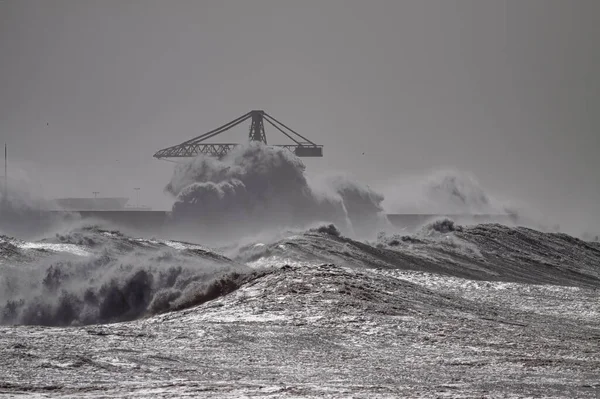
[1,0,598,233]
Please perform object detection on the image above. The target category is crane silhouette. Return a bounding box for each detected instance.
[153,110,323,160]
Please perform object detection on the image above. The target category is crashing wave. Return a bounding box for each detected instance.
[0,226,266,326]
[165,142,387,241]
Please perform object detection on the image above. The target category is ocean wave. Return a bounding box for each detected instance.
[1,219,600,328]
[0,226,264,326]
[237,221,600,288]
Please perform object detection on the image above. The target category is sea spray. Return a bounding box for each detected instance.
[166,142,387,241]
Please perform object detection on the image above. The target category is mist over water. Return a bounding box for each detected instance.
[0,180,73,240]
[1,143,595,243]
[380,169,507,216]
[1,140,597,243]
[380,169,600,238]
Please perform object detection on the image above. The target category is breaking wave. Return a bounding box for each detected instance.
[0,227,265,326]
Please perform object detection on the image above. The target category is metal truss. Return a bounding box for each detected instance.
[153,110,323,160]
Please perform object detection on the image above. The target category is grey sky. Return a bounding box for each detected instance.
[1,0,598,232]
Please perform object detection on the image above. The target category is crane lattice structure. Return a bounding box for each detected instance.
[153,110,323,160]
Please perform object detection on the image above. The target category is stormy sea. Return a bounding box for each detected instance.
[1,144,599,398]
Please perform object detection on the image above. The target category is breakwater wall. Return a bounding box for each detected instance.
[46,210,514,233]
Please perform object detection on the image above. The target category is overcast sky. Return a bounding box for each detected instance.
[1,0,598,232]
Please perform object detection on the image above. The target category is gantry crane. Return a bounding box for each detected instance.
[153,110,323,160]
